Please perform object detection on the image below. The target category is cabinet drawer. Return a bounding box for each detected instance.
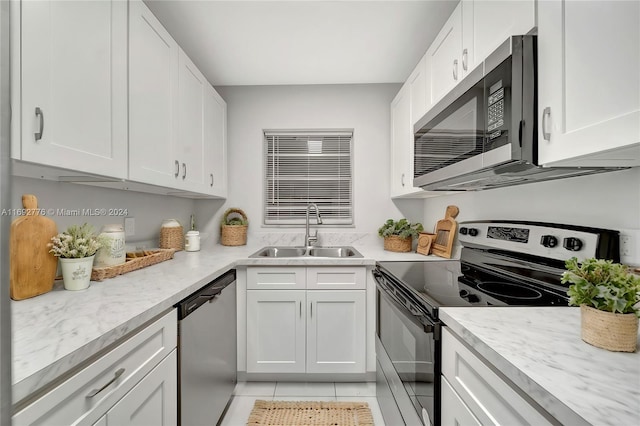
[306,267,366,290]
[14,310,177,426]
[441,328,551,425]
[247,266,306,290]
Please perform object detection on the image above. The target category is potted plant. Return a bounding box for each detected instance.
[49,223,107,291]
[378,218,424,253]
[221,208,248,246]
[562,257,640,352]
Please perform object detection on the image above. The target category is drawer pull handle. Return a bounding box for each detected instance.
[86,368,125,398]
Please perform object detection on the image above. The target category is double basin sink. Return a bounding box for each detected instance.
[249,246,363,258]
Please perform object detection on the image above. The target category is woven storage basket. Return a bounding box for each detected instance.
[221,208,248,246]
[160,224,184,251]
[383,235,412,253]
[91,249,176,281]
[580,304,639,352]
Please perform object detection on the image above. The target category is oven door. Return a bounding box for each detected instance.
[375,274,440,426]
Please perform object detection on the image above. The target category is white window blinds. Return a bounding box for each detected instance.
[264,130,353,225]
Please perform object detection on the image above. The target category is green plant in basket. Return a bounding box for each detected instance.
[378,218,424,239]
[562,257,640,316]
[221,208,249,226]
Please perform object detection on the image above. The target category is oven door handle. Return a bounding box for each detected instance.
[376,280,435,333]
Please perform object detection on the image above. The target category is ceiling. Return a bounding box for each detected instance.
[145,0,459,86]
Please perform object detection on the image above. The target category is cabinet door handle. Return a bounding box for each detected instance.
[210,173,214,187]
[401,173,405,187]
[310,302,313,318]
[299,301,302,317]
[174,160,180,178]
[182,163,187,180]
[462,49,468,71]
[34,107,44,141]
[86,368,125,398]
[542,107,551,141]
[453,59,458,81]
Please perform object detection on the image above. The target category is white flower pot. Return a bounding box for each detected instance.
[59,255,95,291]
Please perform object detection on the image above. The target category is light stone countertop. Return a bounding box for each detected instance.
[11,237,443,404]
[440,306,640,426]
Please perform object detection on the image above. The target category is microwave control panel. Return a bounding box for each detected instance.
[487,81,505,140]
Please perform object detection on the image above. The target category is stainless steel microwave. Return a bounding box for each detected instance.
[413,35,615,191]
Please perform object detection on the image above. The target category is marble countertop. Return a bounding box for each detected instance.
[11,237,444,404]
[440,307,640,426]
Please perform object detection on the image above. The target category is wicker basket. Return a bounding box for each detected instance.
[221,208,248,246]
[580,304,639,352]
[91,249,176,281]
[160,223,184,251]
[383,235,412,253]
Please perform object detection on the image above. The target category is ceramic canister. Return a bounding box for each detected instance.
[94,224,126,268]
[185,230,200,252]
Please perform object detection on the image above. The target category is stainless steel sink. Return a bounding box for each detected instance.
[250,247,307,258]
[249,246,362,258]
[308,247,360,258]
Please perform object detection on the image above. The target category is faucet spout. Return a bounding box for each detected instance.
[305,203,323,247]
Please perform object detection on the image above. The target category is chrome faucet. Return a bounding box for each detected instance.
[305,203,323,247]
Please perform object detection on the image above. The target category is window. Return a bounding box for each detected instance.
[264,130,353,225]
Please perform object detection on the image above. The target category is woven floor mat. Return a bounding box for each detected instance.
[247,400,375,426]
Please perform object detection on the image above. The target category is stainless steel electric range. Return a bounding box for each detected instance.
[373,220,620,426]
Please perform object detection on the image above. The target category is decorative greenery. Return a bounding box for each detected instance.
[378,218,424,240]
[222,208,248,226]
[562,257,640,317]
[49,223,108,259]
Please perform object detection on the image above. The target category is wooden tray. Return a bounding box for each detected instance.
[431,205,459,259]
[91,249,176,281]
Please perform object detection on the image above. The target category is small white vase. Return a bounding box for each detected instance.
[59,255,95,291]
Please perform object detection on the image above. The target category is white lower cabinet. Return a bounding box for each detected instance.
[441,327,551,425]
[106,350,177,425]
[13,310,177,426]
[245,266,367,375]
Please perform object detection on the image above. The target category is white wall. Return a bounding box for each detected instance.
[11,177,197,247]
[422,167,640,262]
[196,83,423,243]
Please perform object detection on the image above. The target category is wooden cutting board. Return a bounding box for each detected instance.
[431,205,459,259]
[10,194,58,300]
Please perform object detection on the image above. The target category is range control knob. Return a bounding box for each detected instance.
[540,235,558,248]
[459,227,468,235]
[563,237,583,251]
[468,228,479,237]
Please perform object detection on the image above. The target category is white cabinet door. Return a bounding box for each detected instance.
[107,350,178,426]
[426,3,462,106]
[389,84,416,198]
[19,0,127,178]
[306,291,366,374]
[538,0,640,166]
[247,290,306,373]
[204,86,228,197]
[128,0,179,188]
[409,56,429,126]
[178,49,208,192]
[441,377,481,426]
[462,0,535,76]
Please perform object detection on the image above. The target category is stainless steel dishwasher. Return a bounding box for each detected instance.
[177,269,236,426]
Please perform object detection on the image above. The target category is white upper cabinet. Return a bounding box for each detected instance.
[128,0,179,188]
[17,0,128,178]
[538,0,640,166]
[426,3,463,106]
[178,50,208,191]
[204,86,228,198]
[409,55,429,126]
[390,83,419,198]
[461,0,535,76]
[425,0,535,108]
[128,0,228,196]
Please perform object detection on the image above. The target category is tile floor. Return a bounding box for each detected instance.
[219,382,385,425]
